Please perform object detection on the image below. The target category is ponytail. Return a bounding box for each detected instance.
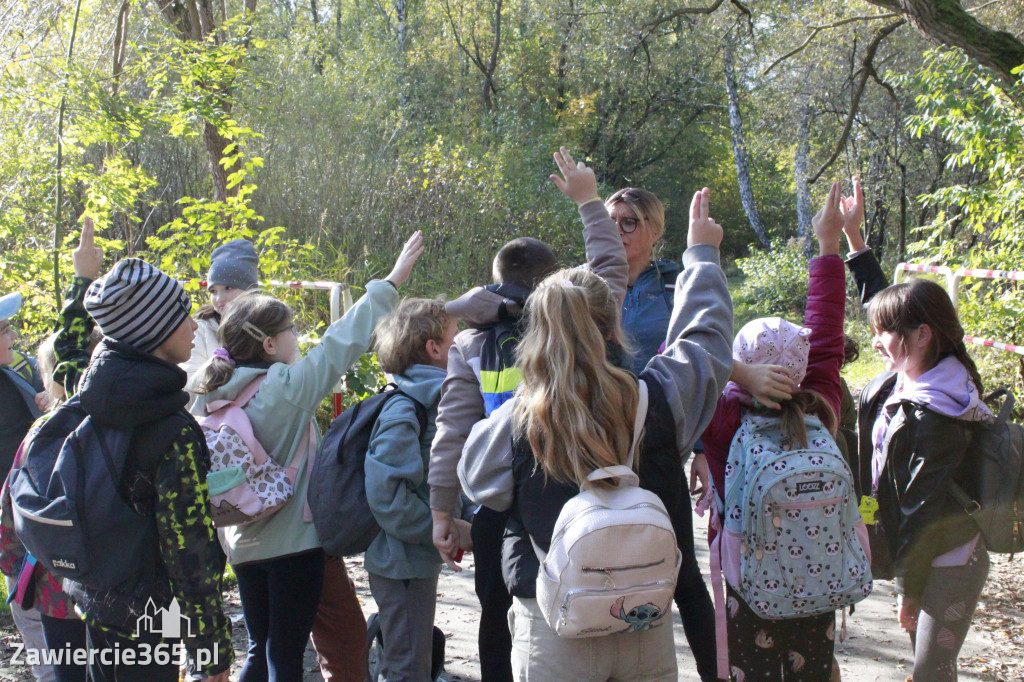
[194,292,292,394]
[758,389,837,449]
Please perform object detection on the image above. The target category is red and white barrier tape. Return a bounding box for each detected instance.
[964,336,1024,356]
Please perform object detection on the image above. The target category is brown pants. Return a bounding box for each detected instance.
[310,556,368,681]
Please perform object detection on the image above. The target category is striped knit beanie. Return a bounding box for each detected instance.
[85,258,192,353]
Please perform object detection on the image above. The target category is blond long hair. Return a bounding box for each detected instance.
[513,269,639,487]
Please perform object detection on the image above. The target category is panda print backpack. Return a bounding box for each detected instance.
[721,412,872,620]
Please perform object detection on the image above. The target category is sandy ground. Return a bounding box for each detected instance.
[0,460,1021,681]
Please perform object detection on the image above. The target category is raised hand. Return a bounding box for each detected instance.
[840,176,866,253]
[73,217,104,280]
[812,181,843,256]
[549,146,600,206]
[687,187,722,248]
[385,231,425,289]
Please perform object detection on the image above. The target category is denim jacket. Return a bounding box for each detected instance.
[621,259,680,374]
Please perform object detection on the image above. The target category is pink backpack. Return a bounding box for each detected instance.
[200,377,302,527]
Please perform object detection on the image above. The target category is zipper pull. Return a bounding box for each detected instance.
[773,505,781,529]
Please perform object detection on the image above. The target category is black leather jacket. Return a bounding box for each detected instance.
[856,372,981,599]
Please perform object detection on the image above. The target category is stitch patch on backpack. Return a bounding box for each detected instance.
[722,413,872,620]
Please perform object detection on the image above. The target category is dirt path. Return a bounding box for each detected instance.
[1,476,1021,681]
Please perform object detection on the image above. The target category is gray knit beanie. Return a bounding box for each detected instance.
[208,239,259,291]
[85,258,192,353]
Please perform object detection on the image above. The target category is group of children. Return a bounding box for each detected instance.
[0,150,993,682]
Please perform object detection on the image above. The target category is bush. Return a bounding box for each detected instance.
[732,238,812,329]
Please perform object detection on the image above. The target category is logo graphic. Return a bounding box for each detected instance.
[51,558,77,571]
[134,598,194,639]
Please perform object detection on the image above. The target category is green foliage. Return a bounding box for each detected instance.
[732,238,812,330]
[905,48,1024,402]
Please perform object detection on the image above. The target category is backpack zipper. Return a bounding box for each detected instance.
[547,502,670,548]
[580,558,666,575]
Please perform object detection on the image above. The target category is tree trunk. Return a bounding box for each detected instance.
[724,36,770,249]
[153,0,255,203]
[865,0,1024,93]
[794,97,813,254]
[555,0,576,113]
[204,119,231,203]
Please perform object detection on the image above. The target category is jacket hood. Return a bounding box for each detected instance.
[446,283,529,329]
[647,258,681,280]
[886,355,993,423]
[79,339,189,428]
[393,364,447,407]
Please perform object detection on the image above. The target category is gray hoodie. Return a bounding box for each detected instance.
[428,200,628,512]
[458,244,734,512]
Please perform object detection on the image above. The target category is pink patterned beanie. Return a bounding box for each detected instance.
[732,317,812,386]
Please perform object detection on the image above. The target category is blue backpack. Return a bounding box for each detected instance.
[8,396,175,590]
[721,412,872,619]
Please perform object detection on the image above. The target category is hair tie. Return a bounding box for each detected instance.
[562,279,575,288]
[212,347,236,366]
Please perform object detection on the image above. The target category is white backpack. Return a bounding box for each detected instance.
[535,381,682,638]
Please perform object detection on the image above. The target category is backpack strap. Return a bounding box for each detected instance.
[584,379,649,489]
[200,376,272,466]
[948,388,1014,515]
[1,366,43,420]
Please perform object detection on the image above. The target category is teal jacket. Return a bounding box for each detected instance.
[191,279,398,566]
[364,364,445,580]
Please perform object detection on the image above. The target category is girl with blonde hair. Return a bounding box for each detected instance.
[460,188,733,680]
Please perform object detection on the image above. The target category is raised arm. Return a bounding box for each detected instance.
[53,218,103,399]
[256,232,422,415]
[840,177,889,307]
[643,188,733,457]
[801,181,847,418]
[550,146,628,305]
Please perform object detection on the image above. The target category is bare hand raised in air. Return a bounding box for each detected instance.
[74,217,104,280]
[687,187,722,248]
[812,181,843,256]
[840,176,866,253]
[385,231,425,289]
[549,147,600,206]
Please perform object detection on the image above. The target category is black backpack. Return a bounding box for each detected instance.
[950,388,1024,555]
[9,396,177,589]
[365,611,445,682]
[308,385,427,557]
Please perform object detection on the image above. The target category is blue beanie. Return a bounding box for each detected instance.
[208,239,259,291]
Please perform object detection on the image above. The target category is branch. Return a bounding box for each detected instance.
[863,0,1024,88]
[809,18,905,184]
[966,0,1004,13]
[641,0,726,30]
[867,64,898,103]
[762,13,899,75]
